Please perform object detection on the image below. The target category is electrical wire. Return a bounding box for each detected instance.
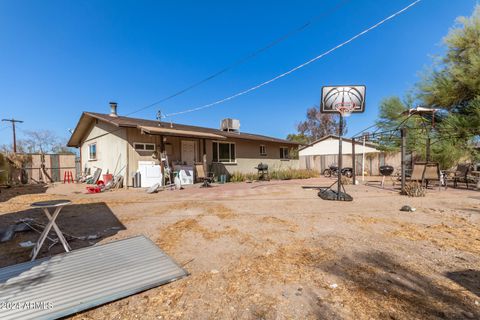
[125,0,352,117]
[79,0,422,144]
[164,0,422,118]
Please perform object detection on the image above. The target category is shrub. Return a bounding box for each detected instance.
[229,172,257,182]
[229,169,318,182]
[268,169,319,180]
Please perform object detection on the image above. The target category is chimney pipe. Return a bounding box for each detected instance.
[109,102,118,117]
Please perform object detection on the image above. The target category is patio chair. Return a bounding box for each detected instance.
[410,162,426,182]
[195,163,214,188]
[410,162,443,189]
[452,163,477,189]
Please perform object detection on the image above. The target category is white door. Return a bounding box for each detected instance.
[181,140,196,165]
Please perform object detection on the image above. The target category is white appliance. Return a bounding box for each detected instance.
[137,161,163,188]
[174,165,194,185]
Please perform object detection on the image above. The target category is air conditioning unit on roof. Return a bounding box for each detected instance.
[220,118,240,133]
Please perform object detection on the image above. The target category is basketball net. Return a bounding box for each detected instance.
[335,102,355,117]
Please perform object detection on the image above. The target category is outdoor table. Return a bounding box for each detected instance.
[30,200,72,261]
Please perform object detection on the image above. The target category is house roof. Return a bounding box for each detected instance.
[67,112,301,147]
[298,134,379,151]
[139,125,226,140]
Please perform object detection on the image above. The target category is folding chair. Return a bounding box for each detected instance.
[195,163,215,188]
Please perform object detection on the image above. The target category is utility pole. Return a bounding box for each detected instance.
[2,118,23,153]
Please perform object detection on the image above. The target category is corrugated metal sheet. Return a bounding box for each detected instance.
[0,236,188,320]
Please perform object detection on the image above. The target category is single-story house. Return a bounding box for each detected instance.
[298,135,402,176]
[67,103,300,187]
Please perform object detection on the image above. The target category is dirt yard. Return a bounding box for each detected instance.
[1,178,479,319]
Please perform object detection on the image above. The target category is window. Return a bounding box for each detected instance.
[134,142,156,151]
[88,143,97,160]
[260,145,267,156]
[280,147,289,160]
[213,142,236,163]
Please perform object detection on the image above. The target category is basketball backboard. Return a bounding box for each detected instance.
[320,85,366,114]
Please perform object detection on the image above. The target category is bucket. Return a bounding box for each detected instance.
[103,174,113,184]
[220,174,227,184]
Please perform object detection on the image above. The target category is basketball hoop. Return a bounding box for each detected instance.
[317,85,366,202]
[320,85,365,115]
[335,102,355,117]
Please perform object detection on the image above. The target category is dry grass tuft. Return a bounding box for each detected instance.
[156,218,243,251]
[347,214,480,255]
[259,216,299,232]
[149,202,237,219]
[392,221,480,254]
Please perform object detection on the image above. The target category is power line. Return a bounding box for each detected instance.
[125,0,352,117]
[79,0,422,145]
[165,0,422,118]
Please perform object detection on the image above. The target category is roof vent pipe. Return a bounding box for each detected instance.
[109,102,118,117]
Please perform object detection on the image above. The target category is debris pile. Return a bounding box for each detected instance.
[403,181,426,197]
[79,167,124,194]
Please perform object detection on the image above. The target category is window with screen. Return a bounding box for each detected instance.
[260,145,267,156]
[213,142,236,163]
[134,143,156,151]
[280,147,289,160]
[88,143,97,160]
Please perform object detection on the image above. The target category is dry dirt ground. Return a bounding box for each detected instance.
[1,178,480,319]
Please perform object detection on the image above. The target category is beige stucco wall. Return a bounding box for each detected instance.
[80,121,127,179]
[80,123,299,185]
[209,138,299,176]
[124,128,209,186]
[214,158,299,176]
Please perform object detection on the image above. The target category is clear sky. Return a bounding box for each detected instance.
[0,0,477,146]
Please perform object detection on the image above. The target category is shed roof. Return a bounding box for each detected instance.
[298,135,379,151]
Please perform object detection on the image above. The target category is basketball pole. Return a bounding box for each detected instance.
[337,114,344,200]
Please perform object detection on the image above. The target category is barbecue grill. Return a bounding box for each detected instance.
[254,163,269,181]
[379,165,394,188]
[379,165,394,176]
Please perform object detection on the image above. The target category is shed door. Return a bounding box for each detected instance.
[50,155,60,182]
[181,140,196,165]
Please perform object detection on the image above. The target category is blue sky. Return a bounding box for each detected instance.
[0,0,477,146]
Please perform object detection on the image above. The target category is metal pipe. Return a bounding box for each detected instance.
[352,137,356,185]
[401,128,407,194]
[337,114,343,200]
[362,135,366,182]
